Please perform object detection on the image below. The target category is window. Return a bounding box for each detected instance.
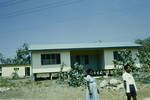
[113,51,123,61]
[74,55,89,65]
[113,50,132,61]
[75,56,80,64]
[14,68,19,71]
[25,67,30,76]
[41,54,61,65]
[84,55,89,64]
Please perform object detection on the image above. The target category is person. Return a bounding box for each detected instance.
[122,64,137,100]
[85,69,100,100]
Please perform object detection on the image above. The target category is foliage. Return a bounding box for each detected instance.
[59,62,66,80]
[0,53,13,64]
[133,67,150,83]
[11,68,19,79]
[56,62,68,84]
[0,77,15,87]
[135,37,150,68]
[13,43,31,65]
[0,43,31,65]
[68,63,85,87]
[134,37,150,83]
[0,52,4,64]
[113,49,136,76]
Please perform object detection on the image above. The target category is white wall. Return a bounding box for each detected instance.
[104,48,140,69]
[32,50,71,73]
[2,65,30,78]
[104,49,114,69]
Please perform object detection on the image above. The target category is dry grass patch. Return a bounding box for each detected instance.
[0,79,150,100]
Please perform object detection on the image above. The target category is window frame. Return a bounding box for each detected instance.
[41,53,61,65]
[113,51,123,61]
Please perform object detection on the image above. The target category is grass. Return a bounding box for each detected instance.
[0,78,150,100]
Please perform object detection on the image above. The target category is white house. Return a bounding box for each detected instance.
[1,65,31,78]
[29,42,141,79]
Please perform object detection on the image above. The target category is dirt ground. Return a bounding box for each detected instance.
[0,79,150,100]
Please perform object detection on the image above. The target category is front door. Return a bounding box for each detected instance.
[25,67,30,76]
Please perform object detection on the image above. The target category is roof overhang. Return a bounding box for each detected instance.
[29,42,142,51]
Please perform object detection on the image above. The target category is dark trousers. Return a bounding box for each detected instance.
[126,85,137,100]
[126,93,137,100]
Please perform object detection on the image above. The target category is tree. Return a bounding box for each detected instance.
[14,43,31,65]
[0,43,31,65]
[134,37,150,83]
[0,53,13,64]
[0,52,3,64]
[135,37,150,68]
[113,49,136,76]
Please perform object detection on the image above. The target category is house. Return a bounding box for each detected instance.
[29,42,141,80]
[1,64,31,78]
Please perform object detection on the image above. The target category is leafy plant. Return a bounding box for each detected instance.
[113,49,136,77]
[135,37,150,83]
[0,43,31,65]
[13,43,31,65]
[12,68,19,79]
[68,63,85,87]
[135,37,150,69]
[0,77,15,87]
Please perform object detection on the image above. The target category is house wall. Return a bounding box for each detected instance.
[31,50,71,74]
[104,49,114,69]
[2,65,31,78]
[31,48,140,74]
[104,48,140,69]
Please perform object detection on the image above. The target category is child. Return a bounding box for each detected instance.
[85,69,100,100]
[122,64,137,100]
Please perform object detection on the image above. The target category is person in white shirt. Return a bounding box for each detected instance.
[122,64,137,100]
[85,69,100,100]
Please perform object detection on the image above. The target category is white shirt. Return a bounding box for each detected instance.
[122,72,137,93]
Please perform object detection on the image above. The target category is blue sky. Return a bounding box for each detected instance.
[0,0,149,57]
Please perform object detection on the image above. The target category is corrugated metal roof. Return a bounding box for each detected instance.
[29,42,141,51]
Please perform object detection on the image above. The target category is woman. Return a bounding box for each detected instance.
[85,69,100,100]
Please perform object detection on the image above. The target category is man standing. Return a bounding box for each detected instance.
[122,64,137,100]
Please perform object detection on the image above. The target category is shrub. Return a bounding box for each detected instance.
[68,63,85,87]
[0,77,15,87]
[11,67,19,79]
[133,66,150,84]
[113,49,136,77]
[12,72,19,79]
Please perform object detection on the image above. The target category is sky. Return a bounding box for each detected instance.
[0,0,150,58]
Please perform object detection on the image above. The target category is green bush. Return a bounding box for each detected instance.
[68,63,85,87]
[0,77,15,87]
[133,66,150,84]
[12,72,19,79]
[11,67,19,79]
[113,49,135,77]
